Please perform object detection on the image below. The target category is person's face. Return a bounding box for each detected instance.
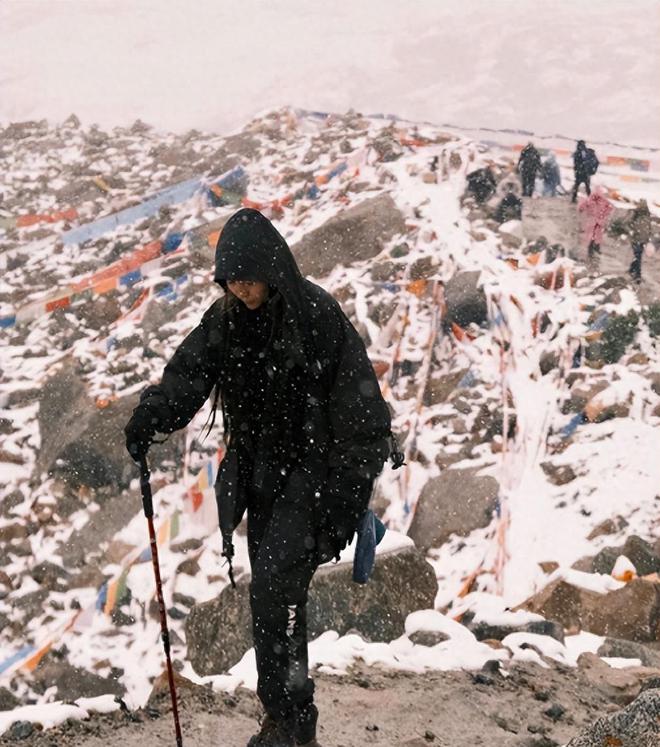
[227,280,269,310]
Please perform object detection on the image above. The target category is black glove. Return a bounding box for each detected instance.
[124,406,159,463]
[316,520,341,564]
[316,514,354,564]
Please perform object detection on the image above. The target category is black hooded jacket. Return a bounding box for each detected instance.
[573,141,595,178]
[517,144,541,178]
[137,208,392,557]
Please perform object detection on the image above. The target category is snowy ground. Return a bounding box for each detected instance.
[0,660,619,747]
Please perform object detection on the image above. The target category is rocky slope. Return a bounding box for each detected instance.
[1,107,660,744]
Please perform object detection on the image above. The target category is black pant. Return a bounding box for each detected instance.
[629,242,644,283]
[247,482,318,719]
[521,172,535,197]
[572,173,591,202]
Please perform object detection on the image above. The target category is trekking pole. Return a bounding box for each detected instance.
[139,456,184,747]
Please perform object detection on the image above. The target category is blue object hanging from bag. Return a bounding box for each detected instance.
[352,509,387,584]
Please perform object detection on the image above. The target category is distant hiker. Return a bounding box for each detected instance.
[571,140,599,203]
[541,153,562,197]
[496,173,522,199]
[578,188,613,269]
[423,155,440,184]
[465,166,497,203]
[494,187,523,224]
[124,208,394,747]
[626,199,653,284]
[517,142,542,197]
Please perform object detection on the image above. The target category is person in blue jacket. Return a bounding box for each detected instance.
[541,153,562,197]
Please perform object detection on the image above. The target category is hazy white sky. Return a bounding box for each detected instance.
[1,0,658,146]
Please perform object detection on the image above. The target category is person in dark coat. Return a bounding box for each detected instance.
[465,166,497,203]
[626,199,653,284]
[124,208,393,747]
[517,142,542,197]
[494,188,522,223]
[571,140,598,203]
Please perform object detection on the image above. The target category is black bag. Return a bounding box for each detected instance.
[585,148,599,176]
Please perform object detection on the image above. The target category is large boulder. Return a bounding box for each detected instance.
[0,687,19,711]
[567,687,660,747]
[36,362,183,489]
[186,582,252,677]
[32,656,124,700]
[520,578,660,642]
[582,535,660,576]
[407,468,499,552]
[291,194,406,278]
[36,361,90,478]
[585,579,660,642]
[621,535,660,575]
[306,545,437,641]
[442,271,488,329]
[519,579,604,632]
[598,638,660,669]
[59,490,142,568]
[186,546,437,675]
[462,611,564,644]
[576,652,660,706]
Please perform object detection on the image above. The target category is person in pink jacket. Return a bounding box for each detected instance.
[578,187,613,268]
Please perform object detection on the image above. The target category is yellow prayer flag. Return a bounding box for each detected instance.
[406,279,427,298]
[23,643,52,673]
[157,517,170,546]
[103,578,119,615]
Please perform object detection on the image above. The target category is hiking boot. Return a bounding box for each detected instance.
[247,714,294,747]
[295,702,320,746]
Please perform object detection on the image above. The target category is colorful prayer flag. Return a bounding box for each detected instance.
[93,276,118,295]
[157,517,171,546]
[170,511,180,541]
[406,279,427,298]
[45,295,71,313]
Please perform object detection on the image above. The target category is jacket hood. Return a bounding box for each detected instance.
[214,208,309,365]
[215,208,306,310]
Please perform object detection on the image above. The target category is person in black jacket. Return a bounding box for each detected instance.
[571,140,598,203]
[465,166,497,203]
[494,182,523,224]
[517,142,542,197]
[124,208,392,747]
